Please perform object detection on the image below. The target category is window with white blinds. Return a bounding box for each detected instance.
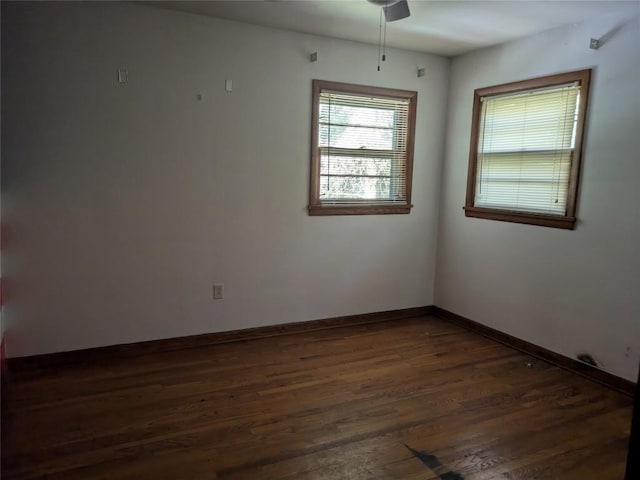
[465,70,591,229]
[309,80,417,216]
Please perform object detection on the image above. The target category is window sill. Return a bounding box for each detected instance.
[308,203,412,216]
[464,206,576,230]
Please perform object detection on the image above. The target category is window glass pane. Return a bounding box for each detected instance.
[317,90,408,203]
[480,85,579,152]
[319,103,395,128]
[475,151,571,214]
[319,124,394,150]
[475,83,580,215]
[320,155,392,177]
[319,175,391,200]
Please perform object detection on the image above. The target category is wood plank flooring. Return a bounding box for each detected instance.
[1,315,633,479]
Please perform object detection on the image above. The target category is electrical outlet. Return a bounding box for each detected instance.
[213,284,224,300]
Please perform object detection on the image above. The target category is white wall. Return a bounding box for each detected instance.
[5,2,638,384]
[436,13,640,381]
[1,2,449,357]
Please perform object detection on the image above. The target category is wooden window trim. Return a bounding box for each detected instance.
[309,80,417,216]
[464,69,591,230]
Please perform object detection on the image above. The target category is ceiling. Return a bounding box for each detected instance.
[144,1,640,57]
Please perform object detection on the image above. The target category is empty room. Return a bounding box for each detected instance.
[1,1,639,479]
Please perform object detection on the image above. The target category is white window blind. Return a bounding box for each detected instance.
[318,90,409,204]
[475,83,580,215]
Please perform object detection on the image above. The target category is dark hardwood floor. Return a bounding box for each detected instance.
[2,315,633,479]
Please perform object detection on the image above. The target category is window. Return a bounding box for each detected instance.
[464,70,591,229]
[309,80,417,215]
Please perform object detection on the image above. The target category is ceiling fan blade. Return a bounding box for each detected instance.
[383,0,410,22]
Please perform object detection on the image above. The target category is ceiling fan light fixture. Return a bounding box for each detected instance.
[367,0,402,5]
[367,0,411,23]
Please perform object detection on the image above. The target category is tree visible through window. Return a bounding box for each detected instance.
[309,80,417,215]
[464,70,591,229]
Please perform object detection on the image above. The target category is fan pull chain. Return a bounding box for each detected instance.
[377,8,383,71]
[377,2,390,70]
[382,6,387,63]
